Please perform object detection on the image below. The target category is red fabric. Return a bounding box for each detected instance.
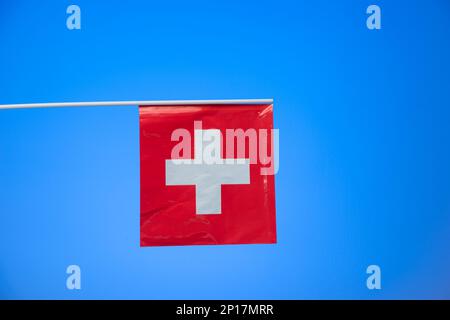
[140,104,276,246]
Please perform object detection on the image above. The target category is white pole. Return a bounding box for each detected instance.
[0,99,273,110]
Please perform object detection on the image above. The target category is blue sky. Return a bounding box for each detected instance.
[1,0,450,299]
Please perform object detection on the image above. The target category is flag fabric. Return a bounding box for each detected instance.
[139,104,277,246]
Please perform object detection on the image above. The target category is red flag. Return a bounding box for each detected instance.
[139,104,277,246]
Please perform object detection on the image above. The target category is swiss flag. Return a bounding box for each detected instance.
[139,104,277,246]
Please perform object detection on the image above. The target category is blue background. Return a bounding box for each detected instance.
[1,0,450,299]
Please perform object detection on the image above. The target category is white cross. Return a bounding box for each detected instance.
[166,129,250,214]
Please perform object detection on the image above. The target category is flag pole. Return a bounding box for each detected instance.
[0,99,273,110]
